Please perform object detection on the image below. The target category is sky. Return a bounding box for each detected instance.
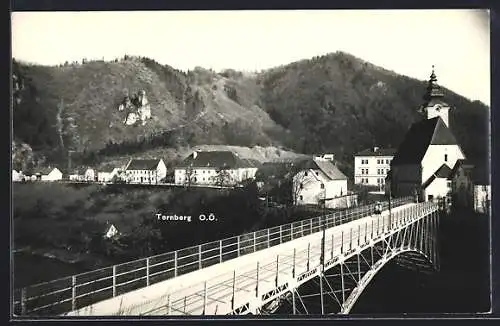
[11,10,490,105]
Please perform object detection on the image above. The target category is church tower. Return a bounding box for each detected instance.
[419,66,452,127]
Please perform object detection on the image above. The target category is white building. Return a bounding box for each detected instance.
[33,167,63,181]
[98,167,121,183]
[124,158,167,184]
[293,158,350,208]
[354,147,395,187]
[12,170,23,182]
[174,151,260,186]
[390,67,466,202]
[84,168,97,182]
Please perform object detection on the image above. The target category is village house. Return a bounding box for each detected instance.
[389,67,467,203]
[354,147,395,188]
[84,168,97,182]
[12,170,23,182]
[31,167,63,182]
[255,157,355,208]
[293,157,354,208]
[124,158,167,184]
[97,167,121,183]
[174,151,260,186]
[69,167,86,181]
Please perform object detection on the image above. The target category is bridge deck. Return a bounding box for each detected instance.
[66,203,418,316]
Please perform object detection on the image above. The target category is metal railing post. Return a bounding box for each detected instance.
[203,281,208,315]
[267,229,271,248]
[71,275,77,310]
[280,225,283,243]
[341,231,344,253]
[275,255,279,286]
[231,270,236,310]
[146,258,150,287]
[256,261,260,297]
[21,288,27,315]
[219,240,223,263]
[350,227,353,250]
[112,266,116,297]
[292,248,296,278]
[307,243,311,270]
[237,236,240,257]
[198,245,202,269]
[174,251,178,277]
[253,232,257,252]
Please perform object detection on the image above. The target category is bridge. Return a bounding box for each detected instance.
[14,197,440,316]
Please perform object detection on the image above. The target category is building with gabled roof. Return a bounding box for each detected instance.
[390,67,466,202]
[174,151,260,186]
[31,166,63,182]
[124,158,167,184]
[292,157,350,208]
[98,166,121,183]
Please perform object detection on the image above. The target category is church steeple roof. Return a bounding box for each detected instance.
[423,65,444,102]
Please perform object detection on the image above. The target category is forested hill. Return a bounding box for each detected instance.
[257,52,489,166]
[12,52,489,172]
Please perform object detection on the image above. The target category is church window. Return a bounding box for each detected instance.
[444,154,448,162]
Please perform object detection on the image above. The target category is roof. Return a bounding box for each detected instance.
[126,159,162,170]
[392,117,460,165]
[422,164,452,189]
[355,148,396,157]
[34,166,61,175]
[99,166,119,173]
[255,161,296,181]
[448,159,474,180]
[435,164,452,178]
[178,151,254,169]
[310,159,347,180]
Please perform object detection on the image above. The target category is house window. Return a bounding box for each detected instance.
[444,154,448,162]
[300,183,304,189]
[299,195,303,201]
[320,183,325,189]
[447,181,452,188]
[305,171,308,176]
[386,169,390,174]
[428,195,434,201]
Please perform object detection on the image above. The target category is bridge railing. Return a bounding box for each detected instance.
[13,196,413,316]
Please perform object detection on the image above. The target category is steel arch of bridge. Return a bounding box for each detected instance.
[259,207,440,315]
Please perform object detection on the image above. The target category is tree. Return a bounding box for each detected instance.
[183,164,195,188]
[291,170,315,206]
[213,165,233,187]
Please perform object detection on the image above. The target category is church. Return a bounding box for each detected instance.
[388,67,473,204]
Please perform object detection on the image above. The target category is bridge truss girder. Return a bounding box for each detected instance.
[254,209,440,315]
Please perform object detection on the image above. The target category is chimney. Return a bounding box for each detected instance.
[373,147,379,153]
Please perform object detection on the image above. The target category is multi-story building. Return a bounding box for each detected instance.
[124,159,167,184]
[354,147,395,187]
[174,151,260,186]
